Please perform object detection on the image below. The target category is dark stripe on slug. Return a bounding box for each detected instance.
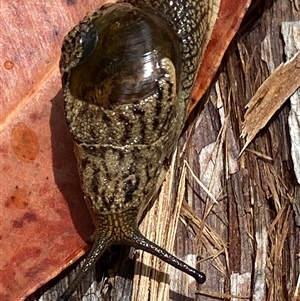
[139,109,147,144]
[118,113,132,143]
[132,106,145,116]
[100,156,110,181]
[167,82,173,98]
[102,111,112,124]
[139,120,146,144]
[81,157,88,170]
[156,81,164,101]
[100,188,105,207]
[124,176,140,204]
[91,172,99,194]
[133,106,146,143]
[92,167,100,176]
[117,149,124,161]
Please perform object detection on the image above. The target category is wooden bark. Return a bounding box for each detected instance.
[26,0,299,300]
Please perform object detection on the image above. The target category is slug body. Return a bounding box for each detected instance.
[59,0,208,299]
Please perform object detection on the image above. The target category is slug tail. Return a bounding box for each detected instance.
[57,232,113,301]
[125,228,206,284]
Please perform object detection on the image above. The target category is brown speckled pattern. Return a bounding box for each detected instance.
[66,56,178,213]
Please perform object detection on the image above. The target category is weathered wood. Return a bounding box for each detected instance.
[25,0,299,300]
[185,0,300,300]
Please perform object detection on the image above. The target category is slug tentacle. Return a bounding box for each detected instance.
[126,229,206,284]
[59,1,208,299]
[58,234,113,301]
[58,207,206,300]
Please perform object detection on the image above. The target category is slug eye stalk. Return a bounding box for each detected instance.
[58,210,205,301]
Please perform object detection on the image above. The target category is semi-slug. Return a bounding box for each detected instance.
[59,0,209,299]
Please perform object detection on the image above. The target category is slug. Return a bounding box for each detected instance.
[59,0,209,299]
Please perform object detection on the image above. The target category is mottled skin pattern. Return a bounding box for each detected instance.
[59,1,208,300]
